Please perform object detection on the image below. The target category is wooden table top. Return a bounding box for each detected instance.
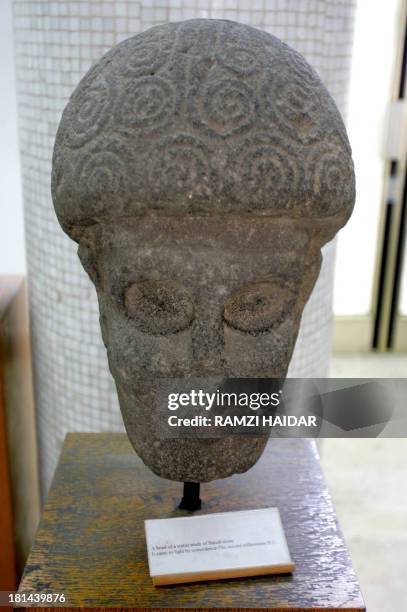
[18,433,365,611]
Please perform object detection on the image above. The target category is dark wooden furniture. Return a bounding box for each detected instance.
[18,433,365,611]
[0,277,20,591]
[0,276,40,586]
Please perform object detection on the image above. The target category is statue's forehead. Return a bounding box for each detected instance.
[95,218,312,266]
[95,224,314,290]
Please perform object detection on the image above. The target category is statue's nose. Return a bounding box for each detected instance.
[191,303,225,372]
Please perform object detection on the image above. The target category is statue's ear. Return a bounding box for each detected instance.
[77,233,99,285]
[298,248,322,305]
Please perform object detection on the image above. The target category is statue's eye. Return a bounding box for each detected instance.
[223,281,295,333]
[123,280,194,335]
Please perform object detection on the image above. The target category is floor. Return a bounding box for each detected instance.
[320,354,407,612]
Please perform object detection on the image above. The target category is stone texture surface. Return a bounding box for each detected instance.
[52,19,355,482]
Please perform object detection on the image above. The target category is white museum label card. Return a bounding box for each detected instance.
[145,507,295,585]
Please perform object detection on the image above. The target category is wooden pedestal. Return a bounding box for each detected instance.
[18,433,365,611]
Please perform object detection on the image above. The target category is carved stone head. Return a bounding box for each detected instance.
[52,19,355,482]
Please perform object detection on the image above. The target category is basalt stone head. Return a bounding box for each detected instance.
[52,19,355,482]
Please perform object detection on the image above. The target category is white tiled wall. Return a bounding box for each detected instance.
[1,0,24,274]
[12,0,356,493]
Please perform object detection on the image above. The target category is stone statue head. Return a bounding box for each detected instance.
[52,19,355,482]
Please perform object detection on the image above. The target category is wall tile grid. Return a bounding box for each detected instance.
[12,0,356,492]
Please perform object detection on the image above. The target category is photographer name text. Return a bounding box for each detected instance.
[168,414,317,427]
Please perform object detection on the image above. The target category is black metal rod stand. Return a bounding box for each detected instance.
[179,481,201,511]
